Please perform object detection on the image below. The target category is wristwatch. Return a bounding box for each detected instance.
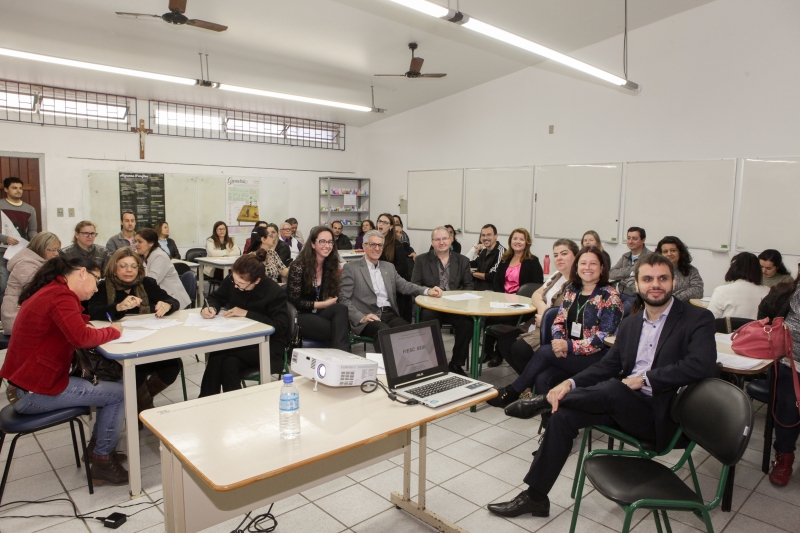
[641,374,650,387]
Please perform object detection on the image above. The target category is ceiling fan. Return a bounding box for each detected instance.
[116,0,227,32]
[374,43,446,79]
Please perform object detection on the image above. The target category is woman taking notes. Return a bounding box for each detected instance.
[487,247,622,414]
[0,257,126,485]
[154,220,181,259]
[655,236,704,301]
[134,228,191,310]
[759,249,794,288]
[287,226,349,351]
[1,232,61,334]
[581,230,611,268]
[204,221,241,279]
[199,254,289,396]
[707,252,769,319]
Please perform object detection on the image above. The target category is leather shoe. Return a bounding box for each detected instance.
[486,353,504,367]
[448,361,467,376]
[486,384,521,408]
[505,395,552,420]
[488,491,549,518]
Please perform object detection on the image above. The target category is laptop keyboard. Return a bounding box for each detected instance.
[406,376,471,398]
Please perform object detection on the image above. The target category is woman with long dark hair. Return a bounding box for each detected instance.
[246,226,289,283]
[204,221,241,279]
[0,257,127,485]
[154,220,181,259]
[244,220,268,253]
[492,228,544,293]
[655,236,703,301]
[135,228,191,309]
[86,248,181,423]
[355,220,375,250]
[287,225,349,350]
[376,213,409,280]
[759,249,794,288]
[199,254,290,396]
[707,252,768,319]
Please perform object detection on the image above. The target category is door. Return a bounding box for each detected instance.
[0,156,43,231]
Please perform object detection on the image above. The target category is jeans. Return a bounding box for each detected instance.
[774,362,800,453]
[13,377,125,456]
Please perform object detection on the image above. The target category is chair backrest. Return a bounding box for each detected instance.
[715,316,753,334]
[173,262,190,276]
[674,378,753,466]
[185,248,207,263]
[180,271,197,306]
[517,282,542,298]
[540,306,560,346]
[286,301,299,340]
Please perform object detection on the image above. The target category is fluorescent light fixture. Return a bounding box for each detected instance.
[286,126,339,143]
[219,84,372,112]
[385,0,639,90]
[567,164,618,168]
[0,47,197,85]
[0,91,35,111]
[154,108,222,130]
[39,97,128,122]
[225,118,285,138]
[745,159,797,163]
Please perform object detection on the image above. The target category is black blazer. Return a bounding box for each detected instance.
[572,298,717,451]
[275,240,292,266]
[382,241,409,281]
[163,238,181,260]
[492,256,544,293]
[412,251,473,291]
[208,276,289,344]
[86,277,180,321]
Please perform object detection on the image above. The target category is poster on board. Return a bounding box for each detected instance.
[119,173,165,229]
[226,177,261,236]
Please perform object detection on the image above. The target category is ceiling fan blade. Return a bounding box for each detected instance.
[116,12,162,19]
[186,19,228,32]
[373,74,407,77]
[419,73,447,78]
[168,0,187,14]
[409,56,424,73]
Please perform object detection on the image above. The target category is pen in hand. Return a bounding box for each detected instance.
[106,312,114,324]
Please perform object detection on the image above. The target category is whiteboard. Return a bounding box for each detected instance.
[625,160,736,251]
[737,157,800,255]
[464,168,533,234]
[84,171,122,245]
[534,164,622,242]
[407,169,463,231]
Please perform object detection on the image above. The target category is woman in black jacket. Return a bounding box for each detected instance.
[85,248,181,418]
[376,213,409,280]
[155,220,181,259]
[492,228,544,293]
[199,254,290,396]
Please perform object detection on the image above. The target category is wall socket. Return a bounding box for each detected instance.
[68,208,75,217]
[57,208,64,217]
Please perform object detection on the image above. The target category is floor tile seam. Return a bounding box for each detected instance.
[303,499,365,532]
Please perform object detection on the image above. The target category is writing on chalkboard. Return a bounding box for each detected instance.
[118,173,165,230]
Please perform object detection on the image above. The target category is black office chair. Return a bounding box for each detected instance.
[184,248,206,264]
[241,302,299,386]
[173,262,190,276]
[179,271,197,309]
[715,316,752,334]
[570,378,753,533]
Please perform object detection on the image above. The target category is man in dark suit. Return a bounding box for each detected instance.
[340,230,442,352]
[412,226,475,375]
[488,253,717,518]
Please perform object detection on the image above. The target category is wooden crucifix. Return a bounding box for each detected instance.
[131,119,153,159]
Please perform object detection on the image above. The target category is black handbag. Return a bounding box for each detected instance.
[70,348,123,385]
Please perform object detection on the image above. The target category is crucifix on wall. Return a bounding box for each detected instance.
[131,119,153,159]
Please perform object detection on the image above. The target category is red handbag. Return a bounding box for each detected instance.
[731,317,800,427]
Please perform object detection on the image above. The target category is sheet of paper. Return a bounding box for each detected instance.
[200,320,252,333]
[716,352,766,370]
[701,296,712,302]
[343,193,357,206]
[716,333,734,345]
[3,238,28,260]
[183,313,226,326]
[123,317,181,330]
[443,293,483,301]
[365,353,386,375]
[489,302,532,310]
[107,329,157,344]
[0,212,22,242]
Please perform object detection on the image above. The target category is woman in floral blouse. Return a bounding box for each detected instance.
[487,246,622,418]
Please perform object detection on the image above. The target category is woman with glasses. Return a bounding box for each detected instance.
[287,225,349,351]
[59,220,110,268]
[134,228,191,309]
[204,221,241,279]
[198,254,290,396]
[85,248,181,424]
[0,257,127,486]
[376,213,409,280]
[1,232,61,334]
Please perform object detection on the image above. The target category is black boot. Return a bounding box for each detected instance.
[448,360,467,376]
[146,374,170,398]
[486,352,504,368]
[486,384,521,408]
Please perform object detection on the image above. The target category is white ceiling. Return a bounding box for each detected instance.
[0,0,716,127]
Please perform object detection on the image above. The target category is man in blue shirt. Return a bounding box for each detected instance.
[488,253,717,518]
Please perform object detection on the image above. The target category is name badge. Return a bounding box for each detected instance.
[571,322,582,338]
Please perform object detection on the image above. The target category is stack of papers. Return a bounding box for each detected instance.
[716,333,734,345]
[442,293,482,301]
[184,314,226,326]
[200,320,252,333]
[123,317,182,330]
[716,352,766,370]
[108,329,157,344]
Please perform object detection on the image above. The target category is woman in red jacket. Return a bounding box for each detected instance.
[0,257,128,486]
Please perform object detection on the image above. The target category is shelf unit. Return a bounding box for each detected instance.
[319,177,370,246]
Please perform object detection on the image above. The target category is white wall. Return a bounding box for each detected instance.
[360,0,800,295]
[0,99,361,249]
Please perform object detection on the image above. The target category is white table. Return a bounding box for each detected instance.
[142,376,496,533]
[194,257,238,307]
[96,309,275,498]
[340,251,366,262]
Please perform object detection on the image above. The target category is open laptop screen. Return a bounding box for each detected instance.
[377,321,448,389]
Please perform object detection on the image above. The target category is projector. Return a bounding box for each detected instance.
[291,348,378,387]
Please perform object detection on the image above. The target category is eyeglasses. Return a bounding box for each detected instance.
[364,242,384,249]
[316,239,334,246]
[432,237,450,243]
[88,272,101,288]
[377,220,391,226]
[46,247,61,253]
[233,280,255,291]
[79,232,97,237]
[116,263,139,270]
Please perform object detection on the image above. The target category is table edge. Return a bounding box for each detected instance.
[97,327,274,359]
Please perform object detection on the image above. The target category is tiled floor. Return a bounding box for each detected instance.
[0,335,799,533]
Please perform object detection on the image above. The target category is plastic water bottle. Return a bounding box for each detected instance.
[279,374,300,439]
[543,254,550,275]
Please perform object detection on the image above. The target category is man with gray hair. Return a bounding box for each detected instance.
[340,229,442,352]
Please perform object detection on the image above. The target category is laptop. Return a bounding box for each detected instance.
[376,321,493,408]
